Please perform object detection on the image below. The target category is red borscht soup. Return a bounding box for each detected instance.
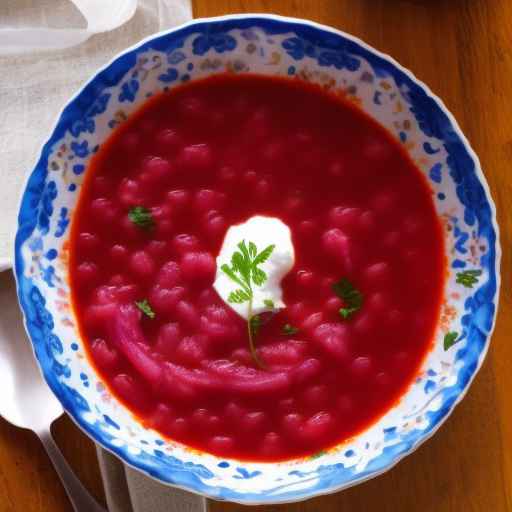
[69,74,445,461]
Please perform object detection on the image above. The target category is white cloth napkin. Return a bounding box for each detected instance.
[0,0,192,270]
[97,447,208,512]
[0,2,211,511]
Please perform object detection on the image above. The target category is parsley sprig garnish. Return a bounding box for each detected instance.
[221,240,275,368]
[455,269,482,288]
[281,323,299,336]
[443,331,459,350]
[135,299,155,319]
[128,206,154,230]
[332,278,363,320]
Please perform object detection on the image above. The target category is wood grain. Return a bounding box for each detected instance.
[0,1,511,510]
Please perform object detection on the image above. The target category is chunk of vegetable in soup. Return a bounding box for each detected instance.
[70,74,444,461]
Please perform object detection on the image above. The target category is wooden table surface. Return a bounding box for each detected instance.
[1,0,511,511]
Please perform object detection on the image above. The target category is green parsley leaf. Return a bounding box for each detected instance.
[339,307,358,320]
[248,241,258,258]
[221,240,275,301]
[310,450,327,459]
[220,264,248,292]
[253,244,276,266]
[263,299,275,309]
[332,278,363,320]
[281,323,299,336]
[455,269,482,288]
[220,240,275,368]
[135,299,155,319]
[128,206,154,230]
[443,331,459,350]
[228,289,252,304]
[252,267,267,286]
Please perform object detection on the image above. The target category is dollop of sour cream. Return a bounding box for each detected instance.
[214,216,295,320]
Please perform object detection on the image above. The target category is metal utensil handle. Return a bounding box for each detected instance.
[38,428,107,512]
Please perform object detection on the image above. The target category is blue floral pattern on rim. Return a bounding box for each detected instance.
[13,15,500,505]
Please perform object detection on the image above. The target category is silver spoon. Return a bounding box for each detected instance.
[0,269,106,512]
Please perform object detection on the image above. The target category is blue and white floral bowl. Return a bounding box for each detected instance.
[14,15,500,505]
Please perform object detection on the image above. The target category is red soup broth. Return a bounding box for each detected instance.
[69,74,445,461]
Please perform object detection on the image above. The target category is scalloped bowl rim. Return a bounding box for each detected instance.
[12,13,501,505]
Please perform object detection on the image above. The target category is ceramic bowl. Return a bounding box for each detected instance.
[13,14,500,505]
